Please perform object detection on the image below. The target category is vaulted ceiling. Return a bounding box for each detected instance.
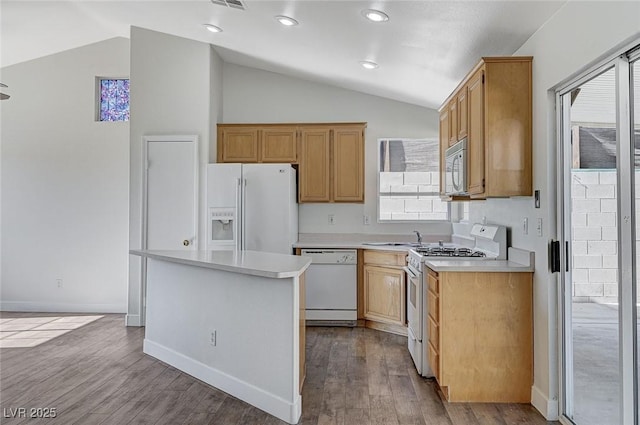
[1,0,566,109]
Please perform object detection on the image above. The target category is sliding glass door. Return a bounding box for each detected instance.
[559,46,639,425]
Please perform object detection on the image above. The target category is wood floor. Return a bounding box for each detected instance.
[0,312,557,425]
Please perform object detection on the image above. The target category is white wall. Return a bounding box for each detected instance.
[1,38,130,312]
[221,63,451,238]
[127,27,223,325]
[467,2,640,419]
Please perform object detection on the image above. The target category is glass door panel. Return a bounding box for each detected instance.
[565,67,620,425]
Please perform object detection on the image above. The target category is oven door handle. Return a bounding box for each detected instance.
[403,266,419,279]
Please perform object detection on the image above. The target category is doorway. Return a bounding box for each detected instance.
[139,135,199,324]
[558,46,639,425]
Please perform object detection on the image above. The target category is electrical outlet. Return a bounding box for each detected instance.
[210,330,217,346]
[523,218,528,235]
[363,215,370,225]
[536,218,543,237]
[328,214,335,225]
[56,279,63,288]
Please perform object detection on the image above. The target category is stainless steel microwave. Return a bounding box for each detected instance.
[444,138,467,196]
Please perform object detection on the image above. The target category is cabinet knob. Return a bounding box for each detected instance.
[183,240,190,246]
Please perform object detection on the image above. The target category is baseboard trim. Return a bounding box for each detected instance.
[531,385,559,420]
[125,314,142,327]
[0,301,126,314]
[143,339,301,424]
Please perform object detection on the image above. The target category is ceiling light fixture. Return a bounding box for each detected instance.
[275,15,298,26]
[362,9,389,22]
[360,60,379,70]
[204,24,223,33]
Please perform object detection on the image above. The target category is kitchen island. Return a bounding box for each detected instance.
[130,249,310,424]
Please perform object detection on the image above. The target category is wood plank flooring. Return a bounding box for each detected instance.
[0,312,558,425]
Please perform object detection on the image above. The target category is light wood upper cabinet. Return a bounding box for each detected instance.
[218,122,366,203]
[332,126,364,202]
[467,69,485,196]
[448,100,458,147]
[261,127,297,163]
[457,87,468,140]
[438,56,532,199]
[218,127,260,163]
[438,109,449,198]
[299,128,331,202]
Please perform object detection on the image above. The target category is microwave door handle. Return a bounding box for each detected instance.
[452,155,461,191]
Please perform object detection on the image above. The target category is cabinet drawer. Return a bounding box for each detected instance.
[363,250,406,267]
[428,340,440,382]
[428,315,439,351]
[427,289,439,322]
[427,272,439,294]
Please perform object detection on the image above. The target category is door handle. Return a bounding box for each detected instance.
[183,239,190,246]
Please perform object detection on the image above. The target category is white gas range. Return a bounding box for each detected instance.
[405,223,507,377]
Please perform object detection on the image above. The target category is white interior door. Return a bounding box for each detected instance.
[141,135,198,325]
[145,137,199,250]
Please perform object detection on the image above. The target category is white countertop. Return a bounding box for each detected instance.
[130,249,311,279]
[294,233,451,251]
[424,248,535,273]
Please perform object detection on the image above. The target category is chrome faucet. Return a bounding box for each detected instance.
[413,230,423,245]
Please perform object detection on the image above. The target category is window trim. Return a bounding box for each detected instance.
[376,137,450,223]
[95,76,130,122]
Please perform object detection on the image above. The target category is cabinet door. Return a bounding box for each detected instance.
[448,100,458,147]
[218,127,259,163]
[261,127,298,163]
[363,265,405,325]
[299,128,331,202]
[438,109,449,197]
[467,69,485,196]
[457,88,468,140]
[333,126,364,202]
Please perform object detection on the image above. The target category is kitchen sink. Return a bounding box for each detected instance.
[362,242,422,247]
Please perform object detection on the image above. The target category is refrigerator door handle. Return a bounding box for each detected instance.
[241,178,247,250]
[235,178,242,251]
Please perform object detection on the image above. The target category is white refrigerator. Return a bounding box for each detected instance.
[206,163,298,254]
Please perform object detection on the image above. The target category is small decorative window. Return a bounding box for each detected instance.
[378,138,449,221]
[97,78,129,122]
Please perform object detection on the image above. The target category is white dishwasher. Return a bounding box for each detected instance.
[301,249,357,326]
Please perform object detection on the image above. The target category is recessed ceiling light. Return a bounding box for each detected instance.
[204,24,223,33]
[360,60,379,70]
[362,9,389,22]
[275,15,298,26]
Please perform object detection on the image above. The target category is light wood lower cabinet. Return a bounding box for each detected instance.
[428,268,533,403]
[362,250,406,331]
